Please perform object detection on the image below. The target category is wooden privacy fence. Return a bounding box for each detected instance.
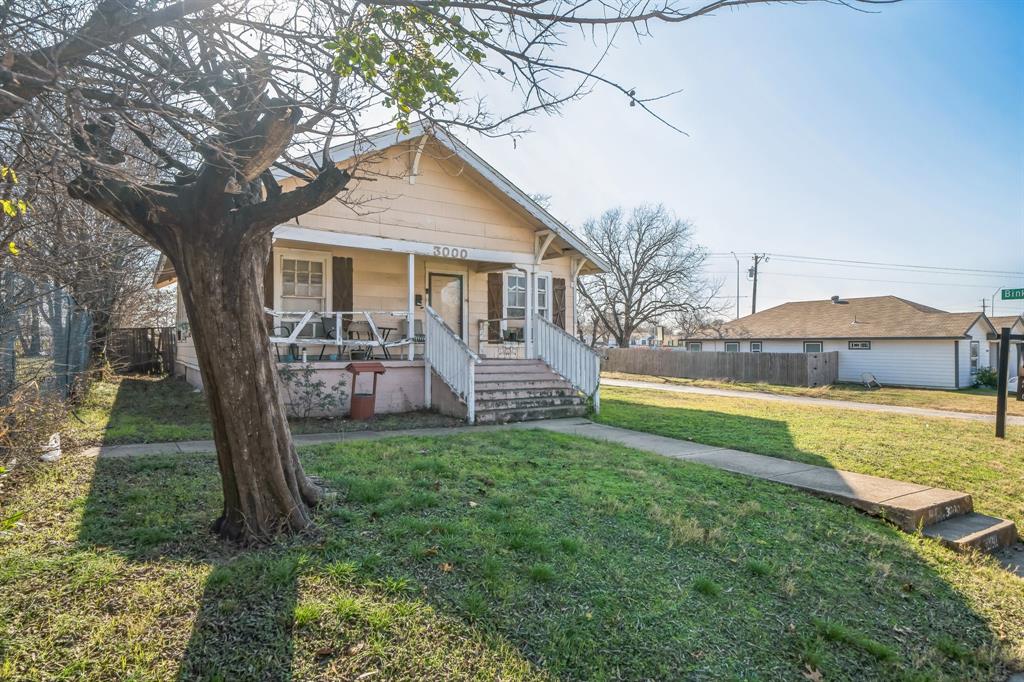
[106,327,176,374]
[603,348,838,387]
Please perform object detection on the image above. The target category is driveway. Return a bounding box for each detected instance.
[601,377,1024,427]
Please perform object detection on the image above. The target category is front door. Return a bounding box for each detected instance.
[428,273,464,337]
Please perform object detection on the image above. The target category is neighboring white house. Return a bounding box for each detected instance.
[680,295,1011,389]
[989,315,1024,385]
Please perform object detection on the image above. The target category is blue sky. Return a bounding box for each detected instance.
[468,0,1024,318]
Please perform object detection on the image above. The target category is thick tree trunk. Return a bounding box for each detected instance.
[174,231,321,542]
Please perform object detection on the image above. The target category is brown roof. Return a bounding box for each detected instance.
[688,296,984,340]
[989,315,1024,331]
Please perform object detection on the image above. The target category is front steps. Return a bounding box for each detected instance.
[473,359,588,424]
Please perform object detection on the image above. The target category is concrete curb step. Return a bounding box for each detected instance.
[923,514,1019,553]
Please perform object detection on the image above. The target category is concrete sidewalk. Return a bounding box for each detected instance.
[602,377,1024,426]
[81,417,1016,554]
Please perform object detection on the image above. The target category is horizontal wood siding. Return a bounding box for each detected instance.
[287,141,539,256]
[604,348,837,387]
[826,339,957,389]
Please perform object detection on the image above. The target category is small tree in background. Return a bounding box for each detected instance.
[577,204,720,348]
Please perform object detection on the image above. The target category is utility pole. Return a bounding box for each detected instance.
[730,251,740,319]
[981,299,987,315]
[749,254,768,315]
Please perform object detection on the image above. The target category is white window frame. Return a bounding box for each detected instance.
[275,248,331,313]
[502,271,551,325]
[535,273,551,321]
[724,342,740,352]
[687,341,702,352]
[803,341,824,353]
[848,340,871,350]
[970,340,980,374]
[750,341,762,353]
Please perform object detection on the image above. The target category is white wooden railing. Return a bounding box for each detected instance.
[424,305,481,423]
[533,314,601,413]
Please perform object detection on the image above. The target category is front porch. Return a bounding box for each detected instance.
[248,231,600,423]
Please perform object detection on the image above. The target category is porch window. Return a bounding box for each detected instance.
[536,275,551,321]
[970,340,979,374]
[280,257,326,312]
[506,274,527,318]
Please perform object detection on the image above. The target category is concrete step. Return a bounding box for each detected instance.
[475,371,562,383]
[477,360,549,369]
[475,378,573,392]
[476,387,578,400]
[922,513,1018,553]
[878,488,974,532]
[475,403,588,424]
[476,395,585,411]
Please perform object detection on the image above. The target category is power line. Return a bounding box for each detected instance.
[706,252,1024,278]
[702,270,1015,289]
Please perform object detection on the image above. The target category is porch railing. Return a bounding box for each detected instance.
[265,309,415,360]
[533,314,601,413]
[425,305,481,423]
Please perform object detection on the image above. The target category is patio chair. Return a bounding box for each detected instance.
[861,373,882,389]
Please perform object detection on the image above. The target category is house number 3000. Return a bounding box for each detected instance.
[433,246,469,259]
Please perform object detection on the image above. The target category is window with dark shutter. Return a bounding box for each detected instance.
[332,256,353,333]
[263,251,275,330]
[487,272,502,341]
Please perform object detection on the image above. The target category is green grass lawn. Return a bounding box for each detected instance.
[602,371,1024,417]
[2,431,1022,680]
[64,374,461,446]
[598,386,1024,527]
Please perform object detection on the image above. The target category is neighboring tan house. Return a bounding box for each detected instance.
[680,295,1000,389]
[155,122,607,423]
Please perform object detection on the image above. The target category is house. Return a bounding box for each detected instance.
[989,315,1024,384]
[680,295,1002,389]
[155,122,606,423]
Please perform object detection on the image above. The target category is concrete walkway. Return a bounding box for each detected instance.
[82,418,1011,545]
[84,420,970,523]
[602,377,1024,426]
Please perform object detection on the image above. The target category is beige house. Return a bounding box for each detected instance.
[157,122,606,423]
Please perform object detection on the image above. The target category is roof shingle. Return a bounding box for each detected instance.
[689,296,984,340]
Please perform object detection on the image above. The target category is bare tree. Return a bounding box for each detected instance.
[578,204,719,348]
[0,0,883,542]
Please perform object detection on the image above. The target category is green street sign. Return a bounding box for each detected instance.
[1001,288,1024,301]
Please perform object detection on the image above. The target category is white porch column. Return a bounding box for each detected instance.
[407,252,415,361]
[524,267,535,359]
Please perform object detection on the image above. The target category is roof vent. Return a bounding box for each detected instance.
[830,295,848,305]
